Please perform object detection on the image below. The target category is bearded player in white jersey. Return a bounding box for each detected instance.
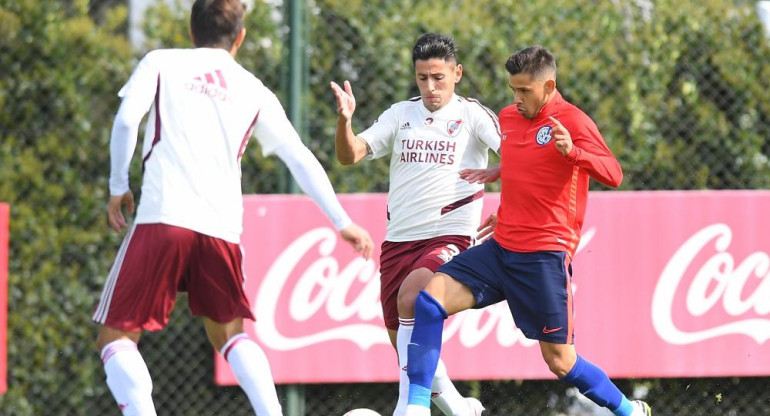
[331,33,501,416]
[93,1,374,415]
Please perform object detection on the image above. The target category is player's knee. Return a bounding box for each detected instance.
[414,290,448,322]
[396,286,419,317]
[544,354,573,378]
[203,318,244,351]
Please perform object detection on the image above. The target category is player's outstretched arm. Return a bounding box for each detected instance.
[274,140,374,259]
[459,164,500,184]
[330,80,369,165]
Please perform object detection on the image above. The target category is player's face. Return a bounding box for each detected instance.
[508,72,555,120]
[415,58,462,112]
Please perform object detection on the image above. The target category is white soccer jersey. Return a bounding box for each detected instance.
[110,48,303,243]
[359,94,501,242]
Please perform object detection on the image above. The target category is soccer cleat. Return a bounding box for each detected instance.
[631,400,652,416]
[465,397,485,416]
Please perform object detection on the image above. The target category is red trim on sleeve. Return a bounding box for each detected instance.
[237,111,260,162]
[141,75,162,173]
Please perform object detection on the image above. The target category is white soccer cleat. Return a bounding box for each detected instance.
[631,400,652,416]
[465,397,485,416]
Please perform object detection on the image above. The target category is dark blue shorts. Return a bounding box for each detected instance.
[437,238,575,344]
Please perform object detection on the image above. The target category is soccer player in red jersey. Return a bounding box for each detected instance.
[331,34,500,416]
[404,46,652,416]
[93,1,373,415]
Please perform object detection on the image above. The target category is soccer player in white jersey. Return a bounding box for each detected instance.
[93,1,373,415]
[331,33,501,416]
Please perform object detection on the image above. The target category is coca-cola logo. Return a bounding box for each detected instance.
[252,227,544,351]
[652,223,770,344]
[254,227,385,350]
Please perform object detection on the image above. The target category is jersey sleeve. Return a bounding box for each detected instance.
[251,89,303,156]
[358,105,399,160]
[118,51,161,103]
[564,113,623,188]
[469,99,502,154]
[109,52,161,195]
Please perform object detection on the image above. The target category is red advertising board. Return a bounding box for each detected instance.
[214,191,770,384]
[0,203,8,394]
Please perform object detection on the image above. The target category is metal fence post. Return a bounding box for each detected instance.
[285,0,310,196]
[284,0,309,412]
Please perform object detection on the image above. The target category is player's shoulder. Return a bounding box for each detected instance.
[555,98,597,129]
[455,95,498,119]
[390,97,422,110]
[141,48,190,63]
[498,104,520,119]
[380,98,423,118]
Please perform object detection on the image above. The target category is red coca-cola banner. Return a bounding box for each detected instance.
[0,203,8,394]
[214,191,770,385]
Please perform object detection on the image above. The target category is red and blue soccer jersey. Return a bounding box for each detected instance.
[493,90,623,258]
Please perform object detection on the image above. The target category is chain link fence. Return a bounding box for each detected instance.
[1,0,769,415]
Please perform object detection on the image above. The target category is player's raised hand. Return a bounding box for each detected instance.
[476,213,497,242]
[339,222,374,259]
[330,80,356,121]
[107,191,134,232]
[549,116,573,156]
[459,164,500,184]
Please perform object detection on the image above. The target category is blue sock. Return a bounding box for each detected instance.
[562,355,632,415]
[613,397,634,416]
[406,290,448,408]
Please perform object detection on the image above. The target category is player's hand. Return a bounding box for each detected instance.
[549,116,573,156]
[330,80,356,122]
[107,191,134,232]
[339,222,374,259]
[459,164,500,184]
[476,213,497,242]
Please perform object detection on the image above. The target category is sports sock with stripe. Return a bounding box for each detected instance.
[101,339,157,416]
[221,333,282,416]
[394,318,414,415]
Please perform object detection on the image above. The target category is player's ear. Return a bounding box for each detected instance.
[230,28,246,56]
[544,78,556,94]
[189,27,196,46]
[233,28,246,50]
[454,63,463,83]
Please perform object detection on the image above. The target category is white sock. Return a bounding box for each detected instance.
[101,339,156,416]
[222,333,282,416]
[432,359,467,416]
[395,318,467,416]
[405,404,432,416]
[393,318,414,416]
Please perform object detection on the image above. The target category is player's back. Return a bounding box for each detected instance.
[126,48,267,243]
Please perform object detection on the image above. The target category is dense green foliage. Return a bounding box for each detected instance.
[0,0,768,414]
[308,0,770,191]
[0,0,134,414]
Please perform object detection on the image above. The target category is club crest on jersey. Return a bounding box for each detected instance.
[536,126,553,145]
[447,119,464,137]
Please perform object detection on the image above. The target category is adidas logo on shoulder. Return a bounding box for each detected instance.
[400,122,411,130]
